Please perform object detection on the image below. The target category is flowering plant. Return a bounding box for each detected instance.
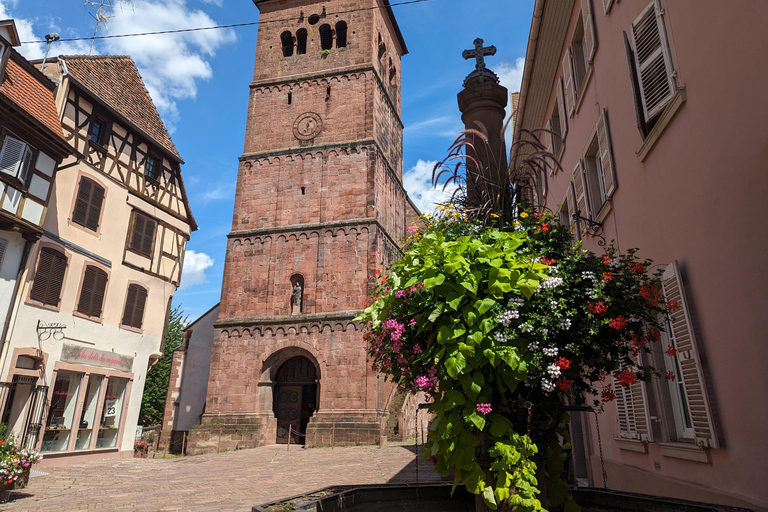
[0,433,42,487]
[358,206,675,511]
[134,439,149,452]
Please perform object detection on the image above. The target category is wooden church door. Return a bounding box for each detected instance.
[274,357,317,444]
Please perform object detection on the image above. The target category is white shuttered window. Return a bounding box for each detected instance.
[614,356,652,441]
[0,135,34,184]
[631,0,676,121]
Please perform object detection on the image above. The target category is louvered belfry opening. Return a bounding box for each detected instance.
[72,177,105,232]
[130,211,156,257]
[296,29,308,55]
[281,31,294,57]
[30,248,68,307]
[319,24,333,51]
[122,283,148,329]
[77,265,108,318]
[335,21,347,48]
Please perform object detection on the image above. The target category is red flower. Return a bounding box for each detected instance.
[555,357,571,370]
[609,316,627,330]
[629,262,645,273]
[615,369,638,387]
[602,272,613,281]
[556,378,574,391]
[645,330,661,342]
[603,256,611,264]
[588,301,609,316]
[666,345,678,357]
[541,256,557,266]
[601,387,616,402]
[668,300,680,311]
[665,370,676,381]
[363,300,370,307]
[639,283,662,307]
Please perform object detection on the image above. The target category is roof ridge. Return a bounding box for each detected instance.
[58,54,133,60]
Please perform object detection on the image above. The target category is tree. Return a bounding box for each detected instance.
[139,305,187,426]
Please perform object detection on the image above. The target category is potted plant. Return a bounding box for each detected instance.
[0,432,43,491]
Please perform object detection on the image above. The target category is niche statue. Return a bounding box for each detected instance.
[291,282,302,315]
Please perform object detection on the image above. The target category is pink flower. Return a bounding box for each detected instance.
[476,403,492,415]
[415,376,430,389]
[407,225,419,235]
[413,345,422,354]
[409,319,417,327]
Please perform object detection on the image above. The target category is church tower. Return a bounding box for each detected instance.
[189,0,419,451]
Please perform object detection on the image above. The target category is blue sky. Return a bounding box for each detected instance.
[3,0,534,320]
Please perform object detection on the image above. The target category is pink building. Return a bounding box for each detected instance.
[512,1,768,510]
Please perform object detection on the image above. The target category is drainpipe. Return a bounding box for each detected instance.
[0,239,32,376]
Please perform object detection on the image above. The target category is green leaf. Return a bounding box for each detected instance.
[428,303,445,322]
[458,342,475,358]
[443,390,466,409]
[466,410,486,431]
[445,352,466,377]
[474,298,497,316]
[445,253,468,273]
[463,463,486,494]
[446,290,465,311]
[424,273,446,289]
[483,487,498,510]
[488,414,513,437]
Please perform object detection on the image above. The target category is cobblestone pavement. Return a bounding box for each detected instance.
[0,443,442,511]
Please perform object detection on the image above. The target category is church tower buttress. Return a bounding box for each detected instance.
[189,0,418,451]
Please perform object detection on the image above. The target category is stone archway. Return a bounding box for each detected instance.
[273,356,318,444]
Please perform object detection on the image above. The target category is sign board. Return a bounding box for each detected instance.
[60,343,134,372]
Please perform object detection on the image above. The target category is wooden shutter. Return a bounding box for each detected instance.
[545,120,554,174]
[19,145,34,185]
[623,31,649,136]
[133,286,148,328]
[122,285,137,326]
[661,261,718,448]
[130,212,156,257]
[602,0,615,15]
[631,0,675,121]
[572,160,591,221]
[614,357,652,441]
[30,247,67,306]
[73,178,105,232]
[141,217,156,256]
[77,265,107,318]
[581,0,597,63]
[0,238,7,268]
[565,182,578,237]
[596,109,617,198]
[562,48,576,116]
[0,136,27,179]
[556,77,568,136]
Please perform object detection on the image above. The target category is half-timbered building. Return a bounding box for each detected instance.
[0,50,196,462]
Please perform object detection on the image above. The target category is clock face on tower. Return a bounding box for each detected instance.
[293,112,323,141]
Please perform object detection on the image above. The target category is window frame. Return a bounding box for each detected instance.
[88,113,111,150]
[280,31,294,57]
[296,28,308,55]
[319,24,333,51]
[27,244,69,311]
[127,210,158,259]
[335,21,348,48]
[143,154,162,182]
[120,282,149,331]
[74,263,110,322]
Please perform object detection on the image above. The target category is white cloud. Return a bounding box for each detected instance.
[103,0,237,127]
[196,182,233,205]
[0,2,93,58]
[403,159,459,214]
[405,115,463,140]
[180,250,214,289]
[200,0,223,5]
[495,57,525,151]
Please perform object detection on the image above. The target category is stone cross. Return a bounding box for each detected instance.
[462,38,497,72]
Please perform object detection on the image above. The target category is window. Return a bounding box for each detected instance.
[577,109,617,219]
[122,284,148,329]
[584,136,606,214]
[319,24,333,51]
[658,325,695,441]
[76,265,108,319]
[96,377,127,448]
[558,183,578,238]
[30,247,68,307]
[144,155,161,181]
[562,0,596,116]
[42,370,83,452]
[281,31,294,57]
[129,211,157,257]
[0,134,35,185]
[89,117,108,145]
[626,0,677,135]
[613,357,652,441]
[389,59,396,85]
[296,29,308,55]
[72,176,105,232]
[335,21,347,48]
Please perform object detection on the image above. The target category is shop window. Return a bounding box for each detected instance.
[76,376,103,450]
[42,371,83,452]
[96,378,127,449]
[0,134,35,186]
[76,265,108,319]
[296,28,308,55]
[128,211,157,258]
[335,21,347,48]
[29,247,68,307]
[72,176,105,232]
[122,284,148,329]
[319,24,333,51]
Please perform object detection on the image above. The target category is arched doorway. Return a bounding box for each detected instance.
[273,356,317,444]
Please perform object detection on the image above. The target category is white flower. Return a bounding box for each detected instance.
[527,341,539,352]
[542,347,559,357]
[542,328,549,336]
[518,323,534,333]
[547,363,562,378]
[510,298,525,307]
[498,310,520,326]
[542,379,556,392]
[495,331,509,343]
[548,265,559,274]
[537,277,564,291]
[550,300,558,307]
[560,318,572,330]
[581,271,596,280]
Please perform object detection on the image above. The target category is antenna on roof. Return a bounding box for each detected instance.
[83,0,135,55]
[40,33,60,72]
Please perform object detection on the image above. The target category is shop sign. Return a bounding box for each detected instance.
[60,343,134,372]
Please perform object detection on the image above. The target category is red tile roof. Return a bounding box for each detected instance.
[61,55,181,161]
[0,55,63,139]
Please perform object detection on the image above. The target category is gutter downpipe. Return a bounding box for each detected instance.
[510,0,546,169]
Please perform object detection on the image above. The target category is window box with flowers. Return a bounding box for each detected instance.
[0,435,43,492]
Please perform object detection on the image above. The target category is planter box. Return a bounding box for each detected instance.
[0,467,31,492]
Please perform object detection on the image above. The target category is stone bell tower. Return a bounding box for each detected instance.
[189,0,420,452]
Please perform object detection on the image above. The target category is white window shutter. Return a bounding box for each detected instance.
[566,181,579,238]
[596,109,617,198]
[661,261,719,448]
[0,136,28,179]
[545,120,554,175]
[631,0,676,121]
[572,159,591,221]
[581,0,597,63]
[0,238,7,269]
[603,0,615,15]
[562,48,576,117]
[614,357,651,441]
[557,77,568,136]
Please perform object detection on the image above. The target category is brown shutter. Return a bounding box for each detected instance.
[556,77,568,136]
[581,0,597,63]
[141,218,156,257]
[661,261,718,448]
[91,268,108,317]
[46,251,67,306]
[562,48,576,116]
[77,266,97,315]
[30,248,53,303]
[131,213,146,253]
[133,286,148,328]
[86,183,104,232]
[72,178,92,227]
[572,160,591,220]
[122,285,138,326]
[624,31,649,136]
[596,109,618,198]
[631,0,676,120]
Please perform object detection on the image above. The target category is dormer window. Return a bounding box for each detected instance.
[144,155,161,181]
[0,134,35,186]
